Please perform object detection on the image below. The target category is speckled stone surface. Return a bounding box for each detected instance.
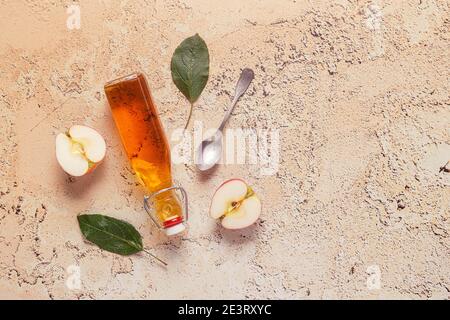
[0,0,449,299]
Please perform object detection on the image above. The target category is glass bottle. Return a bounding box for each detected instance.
[104,72,187,236]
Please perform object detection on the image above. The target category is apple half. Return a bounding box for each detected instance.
[210,179,262,229]
[55,125,106,177]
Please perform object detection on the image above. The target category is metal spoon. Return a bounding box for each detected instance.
[196,68,254,171]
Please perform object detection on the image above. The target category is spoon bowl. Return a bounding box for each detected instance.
[196,68,254,171]
[196,131,222,171]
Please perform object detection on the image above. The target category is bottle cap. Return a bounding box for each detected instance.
[164,223,186,236]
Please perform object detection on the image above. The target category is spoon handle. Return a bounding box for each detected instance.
[218,68,254,132]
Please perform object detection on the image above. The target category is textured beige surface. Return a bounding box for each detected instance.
[0,0,449,299]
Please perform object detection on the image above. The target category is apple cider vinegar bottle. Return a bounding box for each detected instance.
[104,73,187,236]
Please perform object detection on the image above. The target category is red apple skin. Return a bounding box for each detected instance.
[208,178,248,214]
[85,160,101,175]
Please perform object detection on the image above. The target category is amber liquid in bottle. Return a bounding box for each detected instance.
[104,73,183,232]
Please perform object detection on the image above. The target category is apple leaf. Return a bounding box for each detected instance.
[77,214,168,265]
[77,214,143,256]
[171,34,209,129]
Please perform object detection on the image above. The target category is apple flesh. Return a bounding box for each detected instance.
[210,179,262,229]
[55,125,106,177]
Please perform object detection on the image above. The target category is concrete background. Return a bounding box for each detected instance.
[0,0,449,299]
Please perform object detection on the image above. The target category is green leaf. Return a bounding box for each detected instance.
[77,214,143,256]
[171,33,210,104]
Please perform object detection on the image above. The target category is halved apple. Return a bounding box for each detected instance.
[55,125,106,177]
[210,179,262,229]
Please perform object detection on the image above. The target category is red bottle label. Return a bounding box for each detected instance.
[163,216,183,228]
